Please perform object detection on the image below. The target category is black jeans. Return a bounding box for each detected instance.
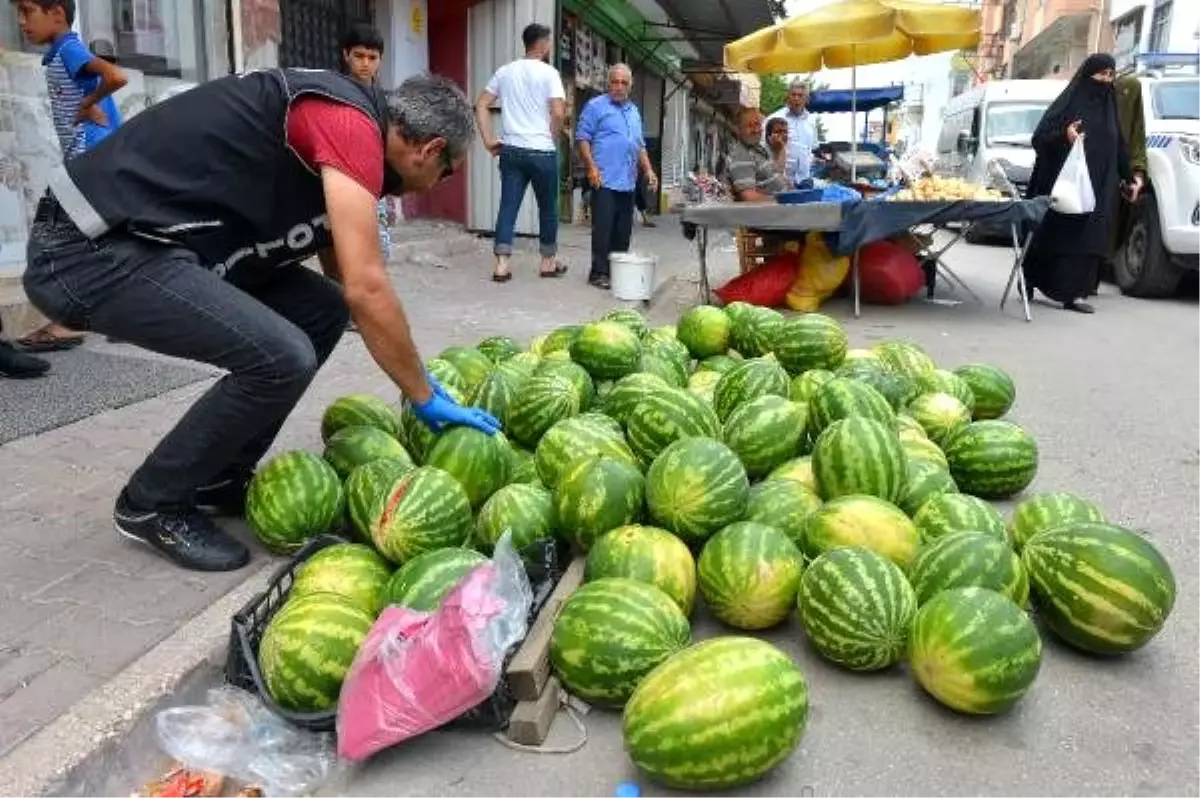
[590,187,635,280]
[494,146,559,258]
[23,196,349,510]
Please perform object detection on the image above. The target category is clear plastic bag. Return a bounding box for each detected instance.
[1050,137,1096,215]
[155,686,338,797]
[336,532,533,762]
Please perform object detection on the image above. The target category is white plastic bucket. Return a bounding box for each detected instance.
[609,252,657,301]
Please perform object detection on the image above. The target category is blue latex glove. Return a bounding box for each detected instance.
[412,389,501,435]
[426,371,455,402]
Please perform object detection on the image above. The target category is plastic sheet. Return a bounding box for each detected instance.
[786,231,850,312]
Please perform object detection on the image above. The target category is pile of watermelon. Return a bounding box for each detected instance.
[244,302,1176,790]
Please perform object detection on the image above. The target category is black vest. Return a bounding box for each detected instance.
[49,68,388,277]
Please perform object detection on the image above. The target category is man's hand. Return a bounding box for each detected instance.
[1066,119,1084,144]
[77,104,108,126]
[645,170,659,192]
[1123,173,1146,203]
[484,137,502,156]
[588,165,602,188]
[411,392,500,435]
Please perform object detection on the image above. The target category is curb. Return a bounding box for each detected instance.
[0,562,277,797]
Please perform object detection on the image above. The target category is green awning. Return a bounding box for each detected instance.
[563,0,682,78]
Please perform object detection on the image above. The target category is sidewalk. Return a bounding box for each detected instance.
[0,214,726,760]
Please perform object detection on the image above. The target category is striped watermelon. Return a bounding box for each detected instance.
[371,466,473,564]
[476,334,522,363]
[1022,522,1176,655]
[570,320,644,380]
[474,483,556,554]
[320,394,401,443]
[466,364,525,420]
[872,339,937,379]
[423,427,511,509]
[246,451,345,554]
[953,363,1016,420]
[644,324,677,341]
[1008,491,1105,550]
[645,437,750,544]
[585,525,697,615]
[698,354,742,374]
[909,587,1042,715]
[803,494,920,569]
[721,395,807,479]
[540,324,583,354]
[506,446,540,485]
[257,592,373,713]
[698,521,804,630]
[554,456,646,551]
[836,357,888,381]
[290,543,393,617]
[323,426,412,480]
[944,420,1039,499]
[550,578,690,706]
[797,546,916,670]
[638,353,687,388]
[743,479,823,547]
[676,306,731,358]
[602,307,649,338]
[913,493,1008,544]
[535,415,637,489]
[599,373,670,426]
[712,358,790,422]
[811,417,905,503]
[345,457,415,544]
[437,346,495,391]
[808,377,895,436]
[642,334,692,374]
[626,387,721,465]
[729,305,783,359]
[766,456,817,493]
[909,532,1029,607]
[384,546,488,611]
[897,459,958,518]
[902,436,949,470]
[622,637,808,791]
[398,383,465,463]
[789,368,835,403]
[537,359,596,410]
[577,410,625,438]
[895,413,928,440]
[904,392,972,447]
[686,369,722,404]
[425,357,466,393]
[914,369,977,415]
[772,313,848,375]
[506,351,541,376]
[846,368,918,412]
[505,373,581,448]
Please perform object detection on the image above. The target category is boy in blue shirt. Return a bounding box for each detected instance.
[13,0,126,352]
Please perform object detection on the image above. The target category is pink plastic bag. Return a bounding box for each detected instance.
[336,535,532,762]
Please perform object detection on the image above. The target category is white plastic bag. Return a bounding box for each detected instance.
[1050,137,1096,215]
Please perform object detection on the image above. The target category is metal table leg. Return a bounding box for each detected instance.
[1000,221,1033,322]
[927,227,982,304]
[852,248,861,318]
[696,225,711,305]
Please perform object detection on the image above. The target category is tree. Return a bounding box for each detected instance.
[759,74,788,115]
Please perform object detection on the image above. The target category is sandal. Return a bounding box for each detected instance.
[539,262,568,278]
[492,271,513,283]
[17,328,85,352]
[589,276,611,290]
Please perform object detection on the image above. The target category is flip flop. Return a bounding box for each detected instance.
[16,329,85,352]
[492,272,513,283]
[539,262,568,278]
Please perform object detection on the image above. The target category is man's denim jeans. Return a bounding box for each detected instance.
[493,145,559,258]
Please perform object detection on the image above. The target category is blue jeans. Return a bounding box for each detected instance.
[494,145,558,258]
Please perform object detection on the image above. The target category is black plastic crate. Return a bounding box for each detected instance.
[225,535,567,734]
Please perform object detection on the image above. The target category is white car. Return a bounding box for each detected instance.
[1113,73,1200,297]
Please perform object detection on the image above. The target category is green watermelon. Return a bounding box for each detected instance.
[554,455,645,551]
[577,410,625,438]
[787,369,831,404]
[323,426,412,480]
[685,369,722,404]
[765,456,817,493]
[803,494,920,569]
[644,323,676,341]
[772,313,848,375]
[466,365,525,420]
[1022,522,1176,655]
[847,368,918,412]
[729,306,783,359]
[570,320,643,380]
[836,357,888,380]
[398,383,464,464]
[712,357,790,422]
[902,435,949,470]
[425,358,465,393]
[953,363,1016,420]
[290,542,392,617]
[676,306,731,359]
[602,307,649,338]
[642,334,692,374]
[246,451,344,554]
[345,457,415,544]
[625,387,721,465]
[797,546,916,670]
[505,373,581,448]
[476,334,522,363]
[506,446,540,485]
[1008,491,1105,550]
[904,392,972,447]
[383,546,488,611]
[550,577,690,706]
[944,420,1038,499]
[872,339,937,379]
[721,395,806,479]
[536,358,596,409]
[437,346,494,390]
[258,592,373,713]
[474,483,556,554]
[743,479,822,547]
[320,394,401,443]
[539,325,582,354]
[811,416,905,503]
[896,459,958,518]
[623,636,808,791]
[909,531,1029,607]
[638,353,687,388]
[645,437,749,545]
[599,372,670,426]
[808,377,895,436]
[698,521,804,630]
[913,493,1008,544]
[423,427,510,509]
[585,525,697,616]
[371,466,473,564]
[535,415,637,489]
[909,587,1042,714]
[697,354,741,374]
[895,413,928,440]
[914,369,976,414]
[506,351,541,376]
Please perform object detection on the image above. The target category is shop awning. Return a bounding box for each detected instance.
[808,85,904,113]
[655,0,777,65]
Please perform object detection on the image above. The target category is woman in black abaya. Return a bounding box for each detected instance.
[1023,53,1140,314]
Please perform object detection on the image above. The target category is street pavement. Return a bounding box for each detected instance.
[1,215,1197,796]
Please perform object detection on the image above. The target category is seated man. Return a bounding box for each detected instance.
[721,108,791,202]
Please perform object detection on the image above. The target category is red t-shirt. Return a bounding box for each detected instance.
[286,95,384,196]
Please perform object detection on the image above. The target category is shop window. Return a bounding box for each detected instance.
[80,0,208,80]
[1148,0,1172,52]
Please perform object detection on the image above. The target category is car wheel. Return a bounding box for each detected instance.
[1114,192,1183,298]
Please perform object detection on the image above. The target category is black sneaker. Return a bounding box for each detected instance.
[0,340,50,378]
[114,490,251,572]
[195,473,252,516]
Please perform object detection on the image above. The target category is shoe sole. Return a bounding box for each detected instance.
[114,519,251,572]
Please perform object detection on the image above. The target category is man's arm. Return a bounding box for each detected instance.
[60,41,127,123]
[576,101,601,186]
[548,73,566,140]
[321,166,432,404]
[726,151,771,202]
[475,88,500,155]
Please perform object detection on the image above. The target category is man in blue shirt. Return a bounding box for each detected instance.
[575,64,657,289]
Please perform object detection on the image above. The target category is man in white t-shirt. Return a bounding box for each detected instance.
[475,23,567,282]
